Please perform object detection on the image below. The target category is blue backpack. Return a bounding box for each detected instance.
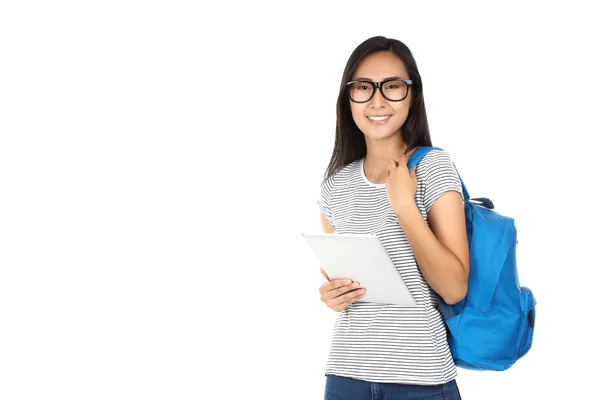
[408,147,536,371]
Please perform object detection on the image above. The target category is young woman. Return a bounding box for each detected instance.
[317,36,469,399]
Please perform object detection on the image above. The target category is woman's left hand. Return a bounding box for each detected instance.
[385,156,417,215]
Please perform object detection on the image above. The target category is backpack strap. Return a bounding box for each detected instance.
[407,146,471,201]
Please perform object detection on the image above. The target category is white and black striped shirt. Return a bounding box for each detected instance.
[317,150,463,385]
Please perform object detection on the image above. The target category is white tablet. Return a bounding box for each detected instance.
[302,232,417,306]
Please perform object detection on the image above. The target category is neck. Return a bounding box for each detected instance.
[362,133,409,184]
[364,133,409,166]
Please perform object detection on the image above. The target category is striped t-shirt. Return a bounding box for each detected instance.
[317,149,463,385]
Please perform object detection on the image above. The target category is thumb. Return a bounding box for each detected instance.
[398,153,409,167]
[387,158,398,169]
[410,166,417,178]
[320,267,331,282]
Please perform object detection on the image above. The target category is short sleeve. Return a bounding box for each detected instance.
[317,174,335,225]
[421,150,464,213]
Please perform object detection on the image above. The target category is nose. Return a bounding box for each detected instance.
[369,86,387,108]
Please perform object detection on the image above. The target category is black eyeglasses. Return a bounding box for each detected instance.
[346,78,413,103]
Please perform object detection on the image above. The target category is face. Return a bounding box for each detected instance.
[349,51,412,141]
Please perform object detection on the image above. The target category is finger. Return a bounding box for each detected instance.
[328,281,361,299]
[410,167,417,179]
[330,288,366,307]
[321,281,358,302]
[329,287,365,306]
[321,282,357,303]
[397,154,409,166]
[387,158,398,169]
[320,267,331,282]
[323,278,353,292]
[333,302,353,312]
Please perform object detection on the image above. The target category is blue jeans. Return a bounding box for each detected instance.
[324,375,462,400]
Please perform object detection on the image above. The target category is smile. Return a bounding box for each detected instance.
[368,115,391,124]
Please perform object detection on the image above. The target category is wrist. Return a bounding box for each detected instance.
[394,199,420,220]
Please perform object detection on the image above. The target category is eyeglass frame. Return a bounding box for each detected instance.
[345,78,413,103]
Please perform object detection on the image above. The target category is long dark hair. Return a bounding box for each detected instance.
[325,36,432,180]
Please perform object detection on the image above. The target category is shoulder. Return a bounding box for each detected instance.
[415,149,458,179]
[418,149,455,170]
[320,159,362,190]
[416,149,463,209]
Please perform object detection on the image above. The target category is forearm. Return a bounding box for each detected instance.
[395,202,468,304]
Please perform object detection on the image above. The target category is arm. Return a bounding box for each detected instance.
[395,191,469,304]
[320,212,336,233]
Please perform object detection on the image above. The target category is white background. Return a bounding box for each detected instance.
[1,1,599,399]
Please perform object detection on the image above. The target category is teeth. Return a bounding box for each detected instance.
[368,115,390,121]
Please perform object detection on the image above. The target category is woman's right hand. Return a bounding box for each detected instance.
[319,267,366,312]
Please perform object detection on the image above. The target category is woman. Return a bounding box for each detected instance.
[317,36,469,399]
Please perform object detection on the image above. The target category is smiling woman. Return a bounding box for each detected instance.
[316,36,468,400]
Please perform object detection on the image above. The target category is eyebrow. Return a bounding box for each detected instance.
[353,76,404,81]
